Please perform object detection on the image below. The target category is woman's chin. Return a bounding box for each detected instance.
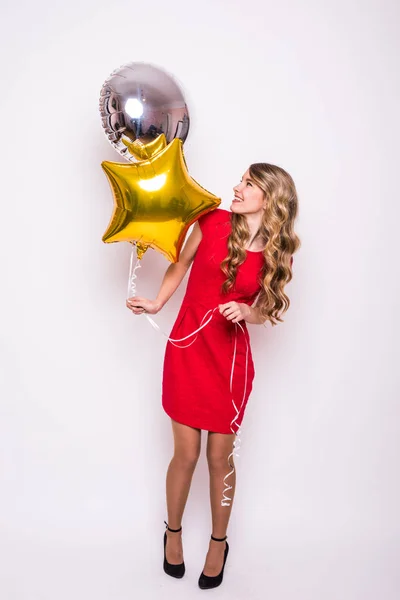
[230,201,244,212]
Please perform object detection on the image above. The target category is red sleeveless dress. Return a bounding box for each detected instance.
[162,208,265,434]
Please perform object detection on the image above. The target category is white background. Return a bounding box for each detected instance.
[1,1,399,598]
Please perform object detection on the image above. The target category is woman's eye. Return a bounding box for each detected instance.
[247,182,252,186]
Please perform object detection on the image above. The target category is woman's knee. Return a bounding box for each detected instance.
[171,420,201,470]
[206,448,233,472]
[173,445,200,470]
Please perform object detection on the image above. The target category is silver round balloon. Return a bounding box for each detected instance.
[99,62,190,162]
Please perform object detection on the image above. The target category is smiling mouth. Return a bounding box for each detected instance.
[233,196,243,202]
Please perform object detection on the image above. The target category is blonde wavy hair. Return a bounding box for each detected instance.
[221,163,301,326]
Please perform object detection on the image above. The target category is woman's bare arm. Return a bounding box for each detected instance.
[126,222,203,314]
[242,304,265,324]
[245,292,265,324]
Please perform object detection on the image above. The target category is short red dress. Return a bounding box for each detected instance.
[162,208,265,434]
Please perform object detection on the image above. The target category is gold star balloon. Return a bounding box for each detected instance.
[101,138,221,262]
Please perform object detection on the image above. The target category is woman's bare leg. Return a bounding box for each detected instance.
[202,431,236,576]
[165,418,201,564]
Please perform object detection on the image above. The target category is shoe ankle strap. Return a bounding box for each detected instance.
[211,534,227,542]
[164,520,182,533]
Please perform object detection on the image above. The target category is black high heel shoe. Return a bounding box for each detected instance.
[163,520,185,578]
[198,534,229,589]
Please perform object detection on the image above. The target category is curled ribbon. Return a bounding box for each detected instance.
[127,245,142,299]
[221,320,249,506]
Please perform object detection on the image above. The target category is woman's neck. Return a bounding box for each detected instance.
[244,211,263,248]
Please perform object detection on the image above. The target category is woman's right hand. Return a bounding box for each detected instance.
[126,296,161,315]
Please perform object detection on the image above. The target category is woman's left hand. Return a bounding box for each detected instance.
[219,301,251,324]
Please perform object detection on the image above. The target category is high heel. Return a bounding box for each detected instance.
[163,520,185,578]
[198,534,229,589]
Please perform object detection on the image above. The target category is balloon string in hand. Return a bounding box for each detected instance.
[218,301,251,324]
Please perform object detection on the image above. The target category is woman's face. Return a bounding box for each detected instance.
[231,169,266,215]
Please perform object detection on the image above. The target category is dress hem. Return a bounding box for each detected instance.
[162,405,236,435]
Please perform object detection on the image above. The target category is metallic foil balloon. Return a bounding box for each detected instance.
[99,62,190,162]
[101,139,221,263]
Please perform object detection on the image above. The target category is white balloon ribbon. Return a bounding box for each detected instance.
[127,244,142,299]
[127,250,249,508]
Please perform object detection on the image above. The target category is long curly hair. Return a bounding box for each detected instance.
[220,163,301,326]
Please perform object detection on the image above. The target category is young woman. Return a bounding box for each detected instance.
[126,163,300,589]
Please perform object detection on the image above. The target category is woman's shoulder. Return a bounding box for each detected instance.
[197,208,231,232]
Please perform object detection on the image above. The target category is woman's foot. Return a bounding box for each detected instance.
[198,535,229,589]
[163,522,185,578]
[202,537,227,576]
[165,528,184,565]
